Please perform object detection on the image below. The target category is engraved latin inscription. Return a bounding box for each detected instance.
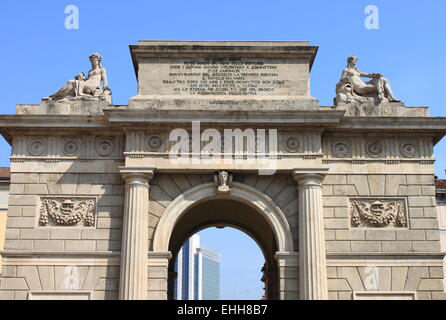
[162,58,287,96]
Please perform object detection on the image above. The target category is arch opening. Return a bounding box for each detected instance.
[168,198,279,300]
[172,227,267,300]
[152,182,295,300]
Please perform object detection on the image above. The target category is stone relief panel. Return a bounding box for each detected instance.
[62,138,82,157]
[350,198,408,228]
[331,140,351,158]
[28,137,48,157]
[38,197,97,227]
[283,135,301,153]
[322,135,433,161]
[11,135,124,160]
[399,140,418,158]
[126,131,167,154]
[280,132,321,156]
[95,138,115,157]
[125,130,322,158]
[146,135,164,152]
[365,140,385,158]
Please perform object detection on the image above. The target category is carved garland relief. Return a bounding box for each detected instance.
[39,197,96,227]
[350,198,408,228]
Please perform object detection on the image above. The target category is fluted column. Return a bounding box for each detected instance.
[293,169,328,300]
[119,167,154,300]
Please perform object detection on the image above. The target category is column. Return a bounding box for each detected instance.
[119,167,154,300]
[293,169,328,300]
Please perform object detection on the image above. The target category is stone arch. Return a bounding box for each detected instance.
[152,182,294,254]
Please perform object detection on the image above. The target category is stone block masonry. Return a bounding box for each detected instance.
[1,41,446,300]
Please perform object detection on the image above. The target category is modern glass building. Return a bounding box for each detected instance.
[174,234,220,300]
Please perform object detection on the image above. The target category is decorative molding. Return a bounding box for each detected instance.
[128,153,145,159]
[350,198,408,228]
[119,167,154,182]
[400,141,417,158]
[365,140,384,158]
[419,160,435,165]
[28,138,47,156]
[327,255,444,267]
[284,136,300,153]
[147,252,172,268]
[16,136,124,159]
[146,135,163,152]
[275,252,299,267]
[63,140,81,156]
[95,138,115,157]
[332,141,350,158]
[352,292,416,301]
[323,136,434,161]
[39,197,97,227]
[327,252,445,259]
[28,291,93,300]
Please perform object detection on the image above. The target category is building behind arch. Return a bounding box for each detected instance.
[174,234,220,300]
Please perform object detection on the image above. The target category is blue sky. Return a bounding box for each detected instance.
[1,0,446,299]
[198,227,265,300]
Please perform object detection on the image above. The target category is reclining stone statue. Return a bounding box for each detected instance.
[43,53,112,104]
[335,55,400,105]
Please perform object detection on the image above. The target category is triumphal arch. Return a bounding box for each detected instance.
[0,41,445,300]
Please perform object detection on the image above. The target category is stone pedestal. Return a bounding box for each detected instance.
[334,101,428,117]
[119,168,154,300]
[275,252,299,300]
[293,169,329,300]
[147,252,171,300]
